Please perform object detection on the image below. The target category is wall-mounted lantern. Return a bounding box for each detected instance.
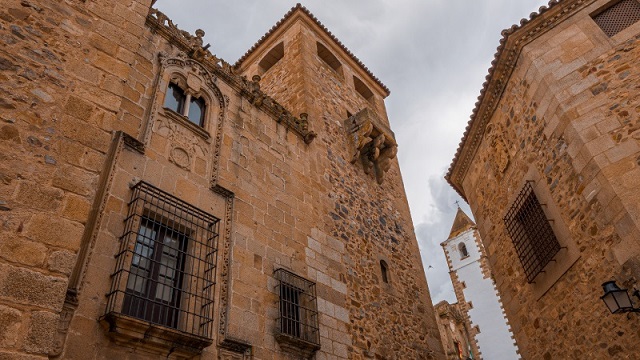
[601,281,640,314]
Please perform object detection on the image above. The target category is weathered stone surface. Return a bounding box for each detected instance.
[25,214,84,250]
[0,1,444,359]
[447,2,640,359]
[23,311,58,355]
[0,264,66,310]
[0,235,47,267]
[0,305,21,347]
[47,250,76,275]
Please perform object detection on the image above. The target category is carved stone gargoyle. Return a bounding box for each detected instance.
[344,108,398,184]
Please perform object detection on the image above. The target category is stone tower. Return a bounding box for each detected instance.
[441,208,519,360]
[0,1,444,359]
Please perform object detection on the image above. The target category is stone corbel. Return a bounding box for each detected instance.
[344,108,397,184]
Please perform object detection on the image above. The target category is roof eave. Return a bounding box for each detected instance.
[445,0,596,198]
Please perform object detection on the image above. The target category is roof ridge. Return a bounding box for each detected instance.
[233,3,390,96]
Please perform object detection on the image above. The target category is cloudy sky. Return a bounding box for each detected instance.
[155,0,549,304]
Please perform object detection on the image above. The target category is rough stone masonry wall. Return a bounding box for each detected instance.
[0,1,445,359]
[0,0,153,358]
[236,17,443,359]
[296,26,442,359]
[461,5,640,359]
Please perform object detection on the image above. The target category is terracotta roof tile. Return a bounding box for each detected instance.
[234,3,390,96]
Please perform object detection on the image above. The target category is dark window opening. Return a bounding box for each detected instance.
[259,42,284,74]
[122,218,187,328]
[274,269,320,347]
[592,0,640,37]
[316,42,342,74]
[164,83,186,114]
[164,82,207,127]
[105,181,221,339]
[353,76,374,102]
[380,260,389,283]
[504,182,561,283]
[459,242,469,258]
[188,96,206,127]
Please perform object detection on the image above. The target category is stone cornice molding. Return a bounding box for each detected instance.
[146,8,316,144]
[445,0,597,200]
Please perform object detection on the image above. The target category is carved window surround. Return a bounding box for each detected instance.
[100,313,212,358]
[162,107,211,141]
[146,8,316,144]
[344,108,398,184]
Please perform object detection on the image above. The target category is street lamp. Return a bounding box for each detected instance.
[601,281,640,314]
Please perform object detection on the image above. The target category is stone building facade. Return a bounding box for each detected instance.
[447,0,640,358]
[433,301,473,360]
[0,1,444,359]
[441,208,519,360]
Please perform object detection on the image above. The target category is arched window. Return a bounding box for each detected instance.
[163,82,207,127]
[317,42,342,75]
[258,42,284,74]
[380,260,389,283]
[458,242,469,258]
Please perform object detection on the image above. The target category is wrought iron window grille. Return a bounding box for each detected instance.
[504,181,562,283]
[104,181,220,340]
[274,269,320,349]
[592,0,640,37]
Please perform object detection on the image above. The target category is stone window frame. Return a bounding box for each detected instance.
[160,71,215,140]
[101,181,221,357]
[273,268,321,358]
[503,167,580,299]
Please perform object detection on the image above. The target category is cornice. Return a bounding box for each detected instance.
[445,0,597,200]
[146,8,317,144]
[233,3,390,97]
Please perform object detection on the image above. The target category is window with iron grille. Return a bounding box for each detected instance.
[274,269,320,350]
[104,181,220,342]
[592,0,640,37]
[503,182,561,283]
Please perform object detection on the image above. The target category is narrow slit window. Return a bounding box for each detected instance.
[380,260,389,283]
[458,242,469,258]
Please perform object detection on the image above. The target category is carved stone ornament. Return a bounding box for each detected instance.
[170,146,191,169]
[344,108,398,184]
[485,123,510,176]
